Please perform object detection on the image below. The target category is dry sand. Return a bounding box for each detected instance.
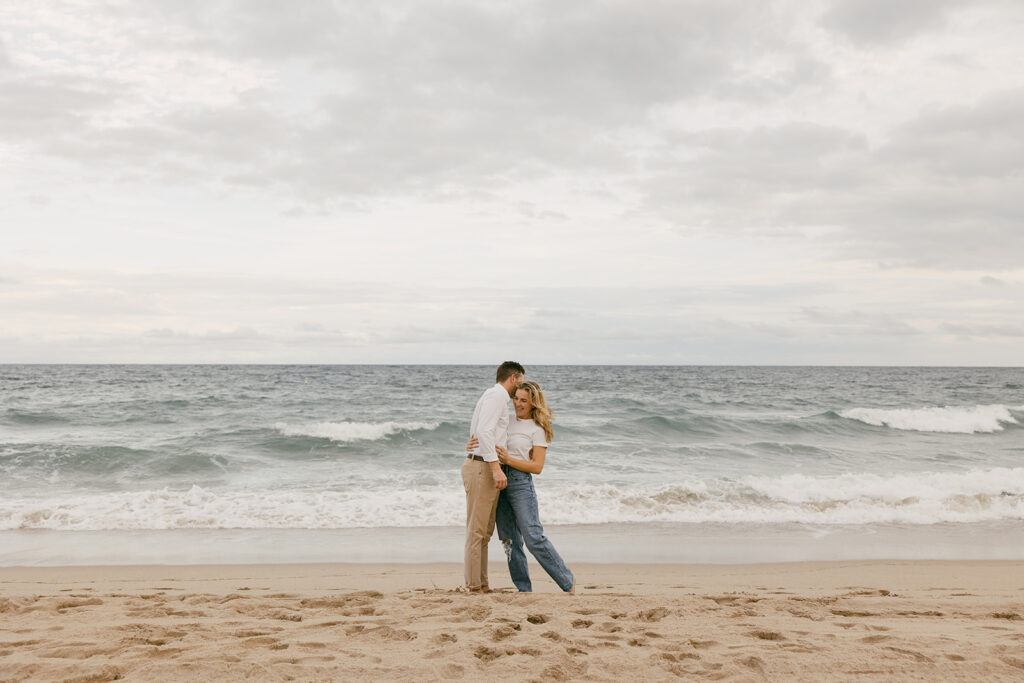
[2,561,1023,681]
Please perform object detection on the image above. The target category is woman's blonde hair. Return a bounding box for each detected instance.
[517,380,554,443]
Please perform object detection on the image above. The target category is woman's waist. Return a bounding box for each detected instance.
[500,463,533,476]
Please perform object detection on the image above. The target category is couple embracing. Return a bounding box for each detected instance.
[461,361,574,594]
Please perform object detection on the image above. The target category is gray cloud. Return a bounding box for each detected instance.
[800,308,921,337]
[639,87,1024,269]
[0,74,118,140]
[821,0,959,46]
[3,1,827,202]
[940,322,1024,338]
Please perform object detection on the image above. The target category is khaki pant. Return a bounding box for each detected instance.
[461,457,500,591]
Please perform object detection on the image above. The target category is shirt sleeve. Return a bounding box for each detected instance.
[475,390,507,463]
[532,424,547,448]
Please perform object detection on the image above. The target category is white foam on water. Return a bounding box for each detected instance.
[0,485,465,531]
[274,420,440,443]
[3,467,1023,530]
[839,404,1021,434]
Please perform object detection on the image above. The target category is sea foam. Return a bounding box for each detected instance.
[839,404,1021,434]
[4,467,1022,530]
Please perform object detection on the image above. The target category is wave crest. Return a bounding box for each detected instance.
[839,404,1021,434]
[274,420,440,443]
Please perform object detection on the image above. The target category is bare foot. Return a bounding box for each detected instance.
[569,580,575,595]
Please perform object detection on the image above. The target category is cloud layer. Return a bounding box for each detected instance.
[1,0,1022,363]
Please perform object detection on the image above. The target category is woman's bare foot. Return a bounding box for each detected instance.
[569,580,575,595]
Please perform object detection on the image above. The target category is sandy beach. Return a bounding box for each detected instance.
[2,561,1023,681]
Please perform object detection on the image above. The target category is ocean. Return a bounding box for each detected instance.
[2,365,1022,566]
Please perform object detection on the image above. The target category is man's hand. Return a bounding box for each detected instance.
[490,461,507,490]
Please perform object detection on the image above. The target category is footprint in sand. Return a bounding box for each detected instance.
[55,598,104,611]
[735,655,767,675]
[689,639,718,649]
[636,607,669,622]
[540,659,587,680]
[452,603,491,622]
[230,628,283,638]
[490,625,520,641]
[572,619,593,629]
[240,636,280,648]
[474,645,503,662]
[991,612,1022,621]
[831,609,878,617]
[440,663,464,677]
[749,631,785,641]
[348,625,417,641]
[885,646,933,663]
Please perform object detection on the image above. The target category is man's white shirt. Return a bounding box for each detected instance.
[469,383,511,462]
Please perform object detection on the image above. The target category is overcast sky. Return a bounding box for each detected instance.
[2,0,1022,365]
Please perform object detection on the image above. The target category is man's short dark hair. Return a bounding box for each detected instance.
[496,361,525,383]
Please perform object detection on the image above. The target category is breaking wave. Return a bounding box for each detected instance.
[274,421,441,443]
[4,467,1022,530]
[839,404,1021,434]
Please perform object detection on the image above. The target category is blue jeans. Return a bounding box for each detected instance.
[495,465,574,592]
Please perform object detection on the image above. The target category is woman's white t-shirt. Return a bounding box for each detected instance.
[506,416,548,461]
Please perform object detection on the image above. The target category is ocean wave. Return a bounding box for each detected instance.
[274,420,441,443]
[0,486,466,531]
[4,467,1023,530]
[839,404,1021,434]
[2,409,71,425]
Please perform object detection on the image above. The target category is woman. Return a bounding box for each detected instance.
[467,380,574,593]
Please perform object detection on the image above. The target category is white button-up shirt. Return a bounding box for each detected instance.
[469,383,511,462]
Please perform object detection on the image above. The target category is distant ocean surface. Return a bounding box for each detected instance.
[2,365,1023,566]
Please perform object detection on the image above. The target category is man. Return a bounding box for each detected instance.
[462,360,525,593]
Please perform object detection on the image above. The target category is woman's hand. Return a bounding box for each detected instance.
[466,436,509,463]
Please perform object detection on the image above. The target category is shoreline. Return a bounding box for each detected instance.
[5,521,1024,567]
[2,560,1023,680]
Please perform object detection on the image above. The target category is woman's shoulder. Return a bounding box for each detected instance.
[521,418,548,442]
